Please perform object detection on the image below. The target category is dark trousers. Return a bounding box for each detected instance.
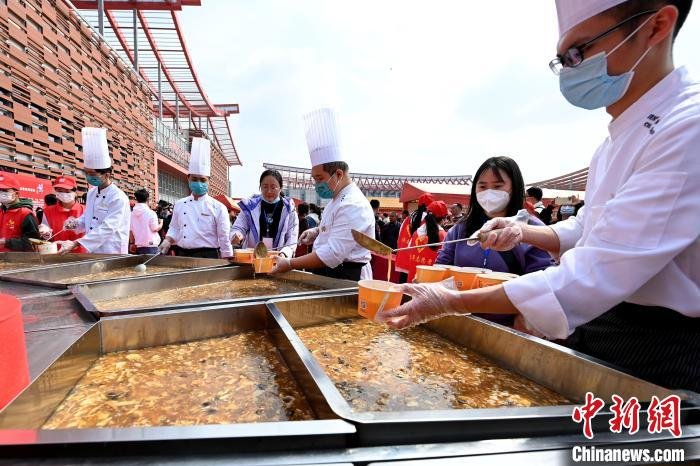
[313,262,366,281]
[565,302,700,392]
[173,246,220,259]
[136,246,159,255]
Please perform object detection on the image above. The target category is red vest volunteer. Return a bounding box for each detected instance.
[0,172,40,252]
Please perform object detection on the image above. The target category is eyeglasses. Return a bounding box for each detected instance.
[549,9,658,75]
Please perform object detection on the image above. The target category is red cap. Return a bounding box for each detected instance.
[52,176,77,190]
[427,200,448,219]
[0,173,20,191]
[418,193,434,207]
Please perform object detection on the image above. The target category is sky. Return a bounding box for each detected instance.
[178,1,700,197]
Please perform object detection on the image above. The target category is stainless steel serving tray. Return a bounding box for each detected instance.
[0,302,355,455]
[0,255,229,288]
[0,252,119,275]
[266,292,699,446]
[71,267,358,317]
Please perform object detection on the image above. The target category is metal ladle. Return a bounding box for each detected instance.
[253,241,269,259]
[351,230,488,255]
[134,251,162,272]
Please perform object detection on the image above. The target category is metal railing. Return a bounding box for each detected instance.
[153,117,189,168]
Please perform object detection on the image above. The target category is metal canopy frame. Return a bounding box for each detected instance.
[263,163,472,192]
[73,1,241,166]
[529,167,588,192]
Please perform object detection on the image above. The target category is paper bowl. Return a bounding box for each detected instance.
[358,279,403,321]
[475,272,519,288]
[253,256,277,273]
[452,267,492,291]
[434,264,460,278]
[415,265,447,283]
[234,248,255,264]
[37,242,58,255]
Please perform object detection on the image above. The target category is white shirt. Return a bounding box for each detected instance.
[130,203,161,247]
[75,183,130,254]
[313,182,374,280]
[168,193,233,258]
[504,67,700,340]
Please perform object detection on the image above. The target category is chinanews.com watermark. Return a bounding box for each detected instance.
[569,392,691,464]
[571,445,684,463]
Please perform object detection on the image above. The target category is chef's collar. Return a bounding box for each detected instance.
[190,193,209,201]
[608,67,688,140]
[335,181,354,199]
[97,180,115,195]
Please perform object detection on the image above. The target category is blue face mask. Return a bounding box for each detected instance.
[189,181,209,196]
[261,196,280,205]
[559,17,653,110]
[86,175,104,187]
[314,173,337,199]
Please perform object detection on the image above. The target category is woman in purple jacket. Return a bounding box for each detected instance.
[436,156,553,326]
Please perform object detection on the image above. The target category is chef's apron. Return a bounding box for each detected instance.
[173,246,220,259]
[565,302,700,392]
[313,261,366,282]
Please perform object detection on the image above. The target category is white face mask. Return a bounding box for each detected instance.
[476,189,510,214]
[0,191,14,205]
[56,192,76,204]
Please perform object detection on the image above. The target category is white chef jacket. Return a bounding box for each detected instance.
[504,67,700,340]
[75,183,130,254]
[313,182,374,280]
[168,194,233,258]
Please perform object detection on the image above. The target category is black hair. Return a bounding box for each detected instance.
[259,169,283,189]
[605,0,692,39]
[134,188,149,203]
[526,186,543,201]
[402,209,410,217]
[298,203,309,215]
[410,204,427,235]
[95,167,113,175]
[44,193,58,206]
[424,207,449,251]
[309,203,322,216]
[370,199,380,209]
[458,156,526,239]
[453,203,463,210]
[322,161,349,176]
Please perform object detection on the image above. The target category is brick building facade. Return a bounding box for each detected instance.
[0,0,232,203]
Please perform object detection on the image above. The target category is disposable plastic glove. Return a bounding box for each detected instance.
[474,209,530,251]
[158,238,172,254]
[38,224,52,240]
[375,279,466,329]
[57,240,77,254]
[63,217,79,230]
[299,227,319,245]
[231,231,244,246]
[271,257,292,274]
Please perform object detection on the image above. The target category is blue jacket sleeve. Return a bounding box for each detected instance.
[435,223,459,265]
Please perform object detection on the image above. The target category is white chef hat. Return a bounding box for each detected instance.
[303,108,343,168]
[81,127,111,170]
[556,0,627,39]
[188,137,211,177]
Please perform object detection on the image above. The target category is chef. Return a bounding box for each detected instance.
[271,108,375,280]
[60,128,130,254]
[379,0,699,392]
[159,137,232,259]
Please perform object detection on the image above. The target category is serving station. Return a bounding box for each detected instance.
[0,254,697,464]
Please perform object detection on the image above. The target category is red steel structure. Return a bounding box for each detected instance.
[529,167,588,192]
[0,0,239,203]
[263,163,472,193]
